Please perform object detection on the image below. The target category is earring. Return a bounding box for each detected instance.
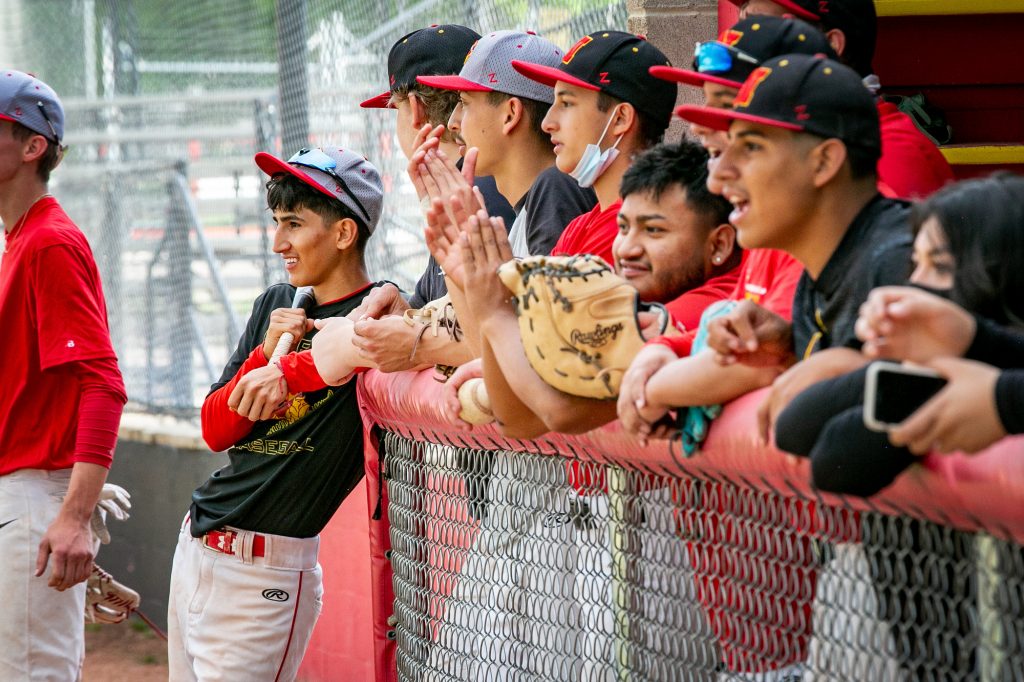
[713,255,722,264]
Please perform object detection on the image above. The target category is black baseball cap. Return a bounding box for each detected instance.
[725,0,877,76]
[650,16,836,90]
[511,30,677,125]
[725,0,818,20]
[675,54,880,153]
[360,24,481,109]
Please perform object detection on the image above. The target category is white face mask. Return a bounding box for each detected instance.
[569,106,624,188]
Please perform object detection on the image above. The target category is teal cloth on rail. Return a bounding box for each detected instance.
[678,300,736,456]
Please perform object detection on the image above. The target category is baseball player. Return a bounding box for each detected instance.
[166,147,385,681]
[726,0,955,198]
[0,70,127,679]
[347,24,517,374]
[440,30,677,436]
[426,140,739,681]
[416,29,597,259]
[621,15,835,441]
[670,54,915,677]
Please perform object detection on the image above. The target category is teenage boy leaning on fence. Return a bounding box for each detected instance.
[431,30,682,437]
[168,146,385,681]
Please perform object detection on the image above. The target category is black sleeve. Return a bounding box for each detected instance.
[208,285,294,394]
[474,174,515,227]
[996,370,1024,435]
[523,168,598,256]
[838,234,912,350]
[966,316,1024,369]
[870,236,914,289]
[408,255,446,309]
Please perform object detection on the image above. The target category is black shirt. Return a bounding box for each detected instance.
[190,282,378,538]
[408,173,515,309]
[516,166,597,257]
[965,317,1024,436]
[997,371,1024,435]
[967,316,1024,369]
[792,195,912,358]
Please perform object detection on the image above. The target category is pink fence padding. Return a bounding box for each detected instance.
[298,479,375,682]
[346,366,1024,680]
[359,367,1024,540]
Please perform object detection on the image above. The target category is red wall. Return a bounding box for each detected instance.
[297,479,375,682]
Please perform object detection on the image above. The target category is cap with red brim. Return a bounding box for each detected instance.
[723,0,820,21]
[255,152,340,202]
[510,59,599,92]
[675,54,881,155]
[649,65,742,90]
[674,103,802,132]
[415,74,494,93]
[359,91,394,109]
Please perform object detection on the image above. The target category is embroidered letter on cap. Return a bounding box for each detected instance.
[563,35,593,64]
[734,66,772,109]
[719,29,744,46]
[463,40,479,65]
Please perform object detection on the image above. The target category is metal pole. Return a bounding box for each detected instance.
[275,0,310,153]
[166,161,195,411]
[607,466,633,680]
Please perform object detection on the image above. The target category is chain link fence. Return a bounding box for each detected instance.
[1,0,626,413]
[382,431,1024,682]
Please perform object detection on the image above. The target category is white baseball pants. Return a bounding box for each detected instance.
[167,516,323,682]
[0,468,86,682]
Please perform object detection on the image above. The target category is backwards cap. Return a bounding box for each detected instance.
[650,16,836,90]
[675,54,880,154]
[360,24,481,109]
[416,30,563,104]
[255,147,385,233]
[0,70,64,143]
[511,30,677,125]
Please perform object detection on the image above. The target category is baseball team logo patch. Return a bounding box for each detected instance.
[463,40,479,65]
[262,588,290,602]
[563,35,593,64]
[734,66,772,109]
[719,29,743,47]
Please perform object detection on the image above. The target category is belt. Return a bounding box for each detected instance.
[202,529,266,557]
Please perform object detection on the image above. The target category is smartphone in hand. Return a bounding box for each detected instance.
[863,361,948,432]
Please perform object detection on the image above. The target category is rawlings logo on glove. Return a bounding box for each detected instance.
[498,255,669,400]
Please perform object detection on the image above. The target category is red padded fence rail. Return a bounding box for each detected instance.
[358,367,1024,540]
[350,367,1024,680]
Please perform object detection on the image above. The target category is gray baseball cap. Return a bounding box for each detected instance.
[417,30,563,104]
[255,147,384,233]
[0,70,64,143]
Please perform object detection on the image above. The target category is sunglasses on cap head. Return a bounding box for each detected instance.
[36,101,66,150]
[693,41,759,76]
[288,147,371,224]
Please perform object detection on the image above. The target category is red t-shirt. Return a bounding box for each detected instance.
[650,249,802,358]
[549,200,622,265]
[664,261,742,335]
[877,101,954,200]
[0,197,125,474]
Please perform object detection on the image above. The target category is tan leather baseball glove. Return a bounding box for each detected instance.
[497,254,668,400]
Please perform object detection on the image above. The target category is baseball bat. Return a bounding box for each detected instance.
[270,286,316,361]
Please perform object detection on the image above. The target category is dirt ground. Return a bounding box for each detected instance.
[82,615,169,681]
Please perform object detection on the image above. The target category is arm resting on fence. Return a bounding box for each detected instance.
[358,366,1024,542]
